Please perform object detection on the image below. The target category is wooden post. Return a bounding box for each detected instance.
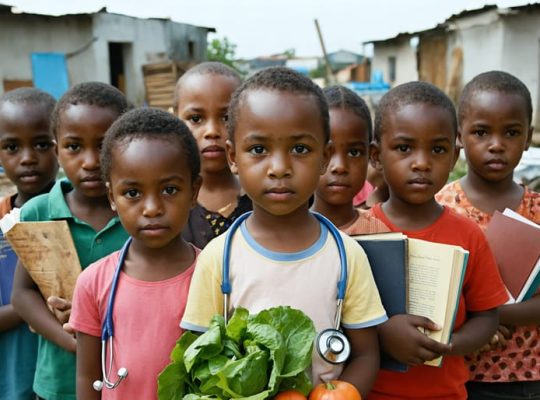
[314,19,336,85]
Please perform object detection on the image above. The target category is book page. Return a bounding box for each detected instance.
[407,239,455,344]
[5,221,81,301]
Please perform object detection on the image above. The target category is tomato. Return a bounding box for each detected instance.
[308,380,361,400]
[274,390,307,400]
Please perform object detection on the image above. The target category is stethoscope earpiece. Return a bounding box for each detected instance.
[316,328,351,365]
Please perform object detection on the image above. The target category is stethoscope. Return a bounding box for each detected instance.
[93,238,132,391]
[222,211,351,365]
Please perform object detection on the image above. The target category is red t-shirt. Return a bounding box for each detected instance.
[367,204,508,400]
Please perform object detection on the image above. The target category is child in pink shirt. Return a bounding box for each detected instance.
[70,108,202,400]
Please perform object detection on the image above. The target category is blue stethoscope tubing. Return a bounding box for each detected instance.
[93,237,132,391]
[221,211,351,364]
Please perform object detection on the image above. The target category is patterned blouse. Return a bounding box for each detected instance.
[436,179,540,382]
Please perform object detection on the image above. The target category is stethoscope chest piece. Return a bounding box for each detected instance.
[316,328,351,365]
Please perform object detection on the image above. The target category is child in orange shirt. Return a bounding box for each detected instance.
[437,71,540,399]
[366,81,508,400]
[312,85,388,234]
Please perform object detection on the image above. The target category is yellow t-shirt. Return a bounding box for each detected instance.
[181,221,387,384]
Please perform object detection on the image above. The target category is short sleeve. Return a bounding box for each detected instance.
[462,227,508,311]
[20,199,40,222]
[180,236,225,332]
[341,234,387,329]
[69,264,103,337]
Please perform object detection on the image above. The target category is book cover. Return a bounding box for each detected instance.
[355,233,408,372]
[485,210,540,302]
[0,231,18,306]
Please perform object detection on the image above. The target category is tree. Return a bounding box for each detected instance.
[207,36,238,70]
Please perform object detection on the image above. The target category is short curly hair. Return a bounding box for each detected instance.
[227,67,330,142]
[101,107,200,183]
[374,81,457,142]
[174,61,242,110]
[458,70,532,126]
[323,85,372,142]
[0,87,56,116]
[51,82,129,137]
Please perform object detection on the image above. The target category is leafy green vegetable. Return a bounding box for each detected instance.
[158,306,316,399]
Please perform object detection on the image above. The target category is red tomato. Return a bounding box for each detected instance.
[274,390,308,400]
[308,380,361,400]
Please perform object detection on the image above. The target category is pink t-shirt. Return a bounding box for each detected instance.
[70,246,198,400]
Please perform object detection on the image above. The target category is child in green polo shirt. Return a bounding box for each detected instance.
[11,82,129,400]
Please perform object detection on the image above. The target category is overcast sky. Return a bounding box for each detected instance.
[6,0,531,58]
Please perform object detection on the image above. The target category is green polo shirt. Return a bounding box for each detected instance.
[20,179,128,400]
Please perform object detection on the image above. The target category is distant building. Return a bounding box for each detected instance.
[0,3,214,105]
[365,3,540,126]
[327,49,364,72]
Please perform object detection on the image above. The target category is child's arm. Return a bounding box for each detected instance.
[447,308,499,355]
[378,314,452,366]
[76,332,101,400]
[339,327,379,397]
[498,296,540,326]
[11,261,76,352]
[0,304,24,332]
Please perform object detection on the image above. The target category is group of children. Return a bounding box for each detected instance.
[0,62,537,400]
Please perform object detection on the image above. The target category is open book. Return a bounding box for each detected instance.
[1,219,82,302]
[353,233,469,368]
[485,208,540,303]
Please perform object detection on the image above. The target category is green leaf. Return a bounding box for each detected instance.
[278,371,313,396]
[216,350,270,398]
[158,332,199,399]
[171,332,199,362]
[157,362,188,400]
[184,316,226,372]
[226,307,249,343]
[250,307,316,377]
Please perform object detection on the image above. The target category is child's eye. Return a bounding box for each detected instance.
[473,129,487,137]
[506,129,520,137]
[3,143,18,153]
[249,145,266,155]
[222,114,229,122]
[348,148,363,157]
[163,186,178,195]
[433,146,447,154]
[189,115,202,124]
[66,143,81,152]
[124,189,140,199]
[396,144,410,153]
[291,145,309,154]
[35,141,54,151]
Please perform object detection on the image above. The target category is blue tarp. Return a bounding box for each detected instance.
[31,52,69,100]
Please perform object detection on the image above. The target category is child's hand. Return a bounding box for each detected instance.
[476,324,515,354]
[379,314,452,366]
[47,296,72,325]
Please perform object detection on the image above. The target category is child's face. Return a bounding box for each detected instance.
[371,104,457,207]
[0,102,58,198]
[107,137,201,249]
[57,104,118,198]
[227,90,329,217]
[315,108,369,206]
[176,74,239,175]
[459,90,532,183]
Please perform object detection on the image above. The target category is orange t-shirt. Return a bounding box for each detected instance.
[366,204,509,400]
[340,209,391,236]
[437,180,540,383]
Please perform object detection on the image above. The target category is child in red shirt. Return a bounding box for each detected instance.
[437,71,540,399]
[366,81,508,399]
